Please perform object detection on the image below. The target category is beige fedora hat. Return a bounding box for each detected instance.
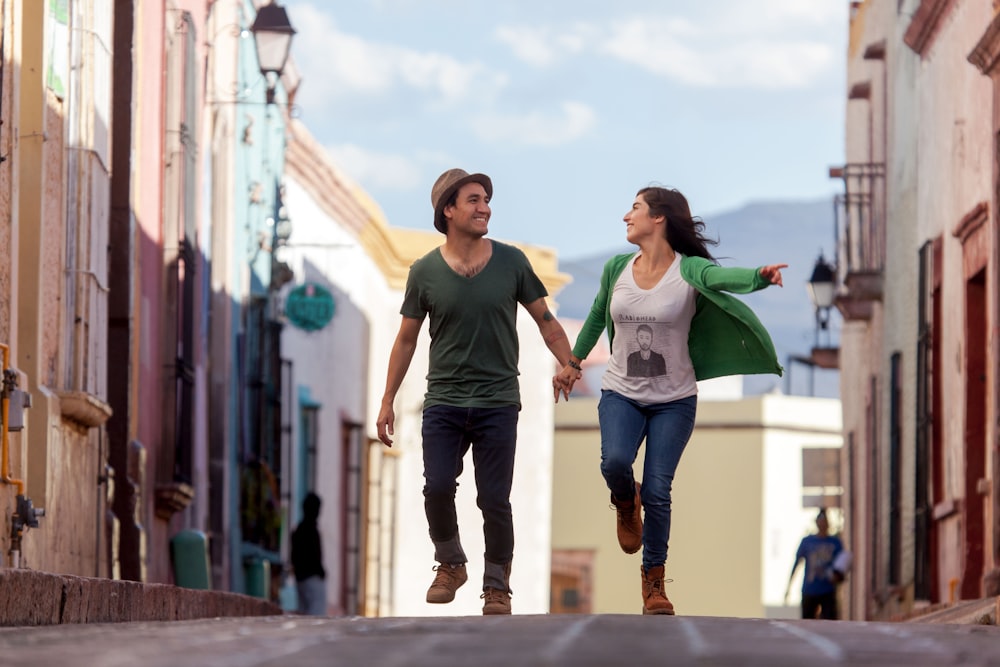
[431,168,493,234]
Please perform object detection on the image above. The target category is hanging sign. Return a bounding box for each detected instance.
[285,283,335,332]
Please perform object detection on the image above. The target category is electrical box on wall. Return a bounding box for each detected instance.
[2,369,31,431]
[6,388,31,431]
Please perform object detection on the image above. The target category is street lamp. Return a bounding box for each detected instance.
[250,2,296,104]
[806,253,839,374]
[807,252,836,334]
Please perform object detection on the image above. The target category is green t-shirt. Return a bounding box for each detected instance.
[401,240,548,409]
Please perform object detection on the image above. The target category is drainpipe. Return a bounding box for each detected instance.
[0,343,44,567]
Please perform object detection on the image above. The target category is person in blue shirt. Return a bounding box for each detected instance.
[785,508,844,619]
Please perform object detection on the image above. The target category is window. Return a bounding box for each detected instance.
[889,352,902,585]
[164,11,199,484]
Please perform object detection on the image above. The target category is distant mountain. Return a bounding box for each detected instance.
[554,199,840,398]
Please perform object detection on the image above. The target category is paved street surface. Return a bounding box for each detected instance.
[2,613,999,666]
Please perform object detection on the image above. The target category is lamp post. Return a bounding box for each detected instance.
[250,2,296,104]
[241,2,296,597]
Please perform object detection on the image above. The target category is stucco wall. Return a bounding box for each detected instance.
[553,392,842,617]
[280,176,391,613]
[915,0,995,604]
[840,0,997,617]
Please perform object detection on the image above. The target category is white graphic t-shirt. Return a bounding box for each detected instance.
[601,254,698,404]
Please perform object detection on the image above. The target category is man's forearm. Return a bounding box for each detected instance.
[381,340,417,404]
[541,321,573,366]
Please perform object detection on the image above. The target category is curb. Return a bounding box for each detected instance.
[0,569,283,626]
[895,597,997,625]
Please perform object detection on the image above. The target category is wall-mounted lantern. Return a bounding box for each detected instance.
[807,252,839,371]
[250,2,296,104]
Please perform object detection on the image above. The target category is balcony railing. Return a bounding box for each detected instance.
[830,162,886,320]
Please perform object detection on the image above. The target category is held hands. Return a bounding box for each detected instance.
[553,363,582,403]
[759,263,788,287]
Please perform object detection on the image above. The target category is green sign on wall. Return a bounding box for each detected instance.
[285,283,336,332]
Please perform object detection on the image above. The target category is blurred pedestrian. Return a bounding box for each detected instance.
[785,508,845,619]
[554,185,784,615]
[291,492,327,615]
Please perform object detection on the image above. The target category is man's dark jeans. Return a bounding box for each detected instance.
[801,592,838,619]
[421,404,519,564]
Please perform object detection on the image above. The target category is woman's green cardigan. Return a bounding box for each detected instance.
[570,253,783,380]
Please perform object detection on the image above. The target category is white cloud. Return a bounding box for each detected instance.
[602,19,832,88]
[493,24,593,67]
[493,5,838,90]
[290,4,505,108]
[397,53,504,105]
[725,41,833,89]
[724,0,845,30]
[472,101,596,147]
[325,144,423,191]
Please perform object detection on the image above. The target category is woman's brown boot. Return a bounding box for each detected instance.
[611,482,642,554]
[641,565,675,615]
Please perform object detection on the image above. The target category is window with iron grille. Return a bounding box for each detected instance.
[914,240,935,601]
[161,11,199,485]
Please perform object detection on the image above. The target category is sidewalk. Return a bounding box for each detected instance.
[0,569,282,626]
[896,597,997,625]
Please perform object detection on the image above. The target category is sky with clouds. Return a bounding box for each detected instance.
[280,0,847,260]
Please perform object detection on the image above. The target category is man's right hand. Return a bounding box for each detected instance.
[377,404,395,447]
[553,364,581,403]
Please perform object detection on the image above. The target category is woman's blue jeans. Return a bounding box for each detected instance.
[421,405,519,565]
[598,390,697,570]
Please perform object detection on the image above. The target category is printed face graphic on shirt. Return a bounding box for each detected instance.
[636,326,652,351]
[626,323,667,378]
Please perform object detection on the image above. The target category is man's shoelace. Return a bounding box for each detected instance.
[481,588,510,602]
[431,565,462,584]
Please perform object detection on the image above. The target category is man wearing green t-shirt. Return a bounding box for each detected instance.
[376,168,577,615]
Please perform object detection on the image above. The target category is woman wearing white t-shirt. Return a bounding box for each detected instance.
[554,186,786,615]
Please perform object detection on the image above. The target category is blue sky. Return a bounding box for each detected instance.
[280,0,847,260]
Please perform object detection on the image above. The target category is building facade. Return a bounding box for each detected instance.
[0,0,117,578]
[0,0,301,595]
[835,0,1000,620]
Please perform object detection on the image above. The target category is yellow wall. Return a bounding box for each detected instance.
[669,401,764,617]
[552,397,766,616]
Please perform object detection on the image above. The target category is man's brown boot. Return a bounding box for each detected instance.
[611,482,642,554]
[481,560,512,615]
[481,587,512,615]
[426,563,468,603]
[641,565,675,615]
